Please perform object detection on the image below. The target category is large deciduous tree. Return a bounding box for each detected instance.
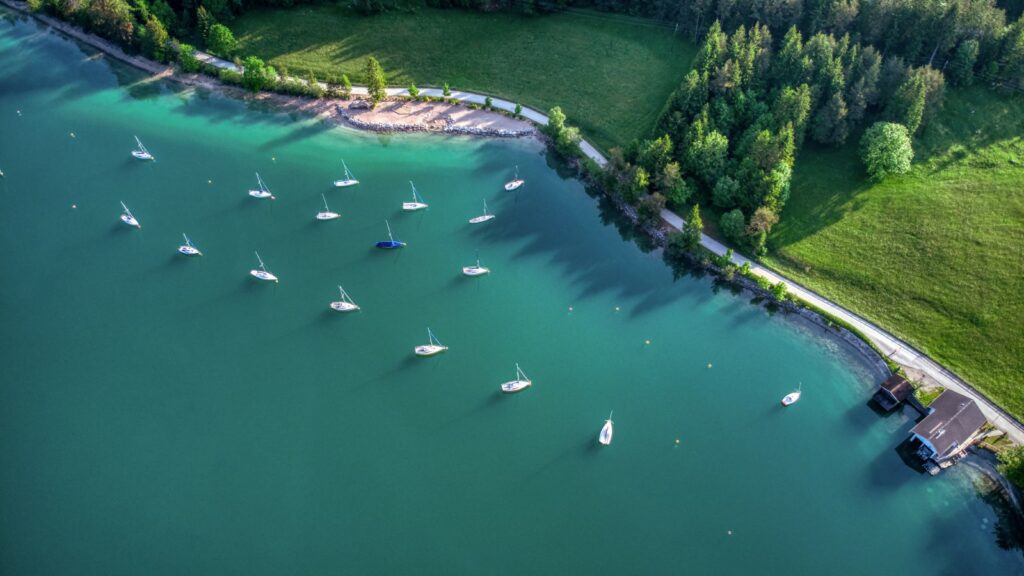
[860,122,914,181]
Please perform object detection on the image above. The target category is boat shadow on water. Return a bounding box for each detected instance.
[438,392,505,431]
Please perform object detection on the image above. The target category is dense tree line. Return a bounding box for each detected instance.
[601,21,957,255]
[31,1,1024,93]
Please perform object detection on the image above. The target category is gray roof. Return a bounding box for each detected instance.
[879,375,913,402]
[911,391,987,459]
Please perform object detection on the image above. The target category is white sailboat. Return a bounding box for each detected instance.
[781,383,802,406]
[119,201,140,228]
[462,252,490,276]
[402,181,428,211]
[316,194,340,220]
[248,172,275,199]
[414,328,448,357]
[249,251,278,282]
[178,233,201,256]
[500,363,532,393]
[333,160,359,187]
[330,285,360,312]
[503,165,524,191]
[599,411,614,445]
[131,136,154,161]
[468,199,495,224]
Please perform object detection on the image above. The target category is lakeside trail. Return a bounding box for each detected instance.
[660,210,1024,443]
[4,0,1021,443]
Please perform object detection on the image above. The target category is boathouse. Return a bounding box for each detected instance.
[908,390,986,473]
[872,374,914,411]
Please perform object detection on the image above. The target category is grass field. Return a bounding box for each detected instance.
[764,87,1024,417]
[230,5,696,151]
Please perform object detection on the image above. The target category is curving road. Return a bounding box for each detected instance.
[166,50,1024,443]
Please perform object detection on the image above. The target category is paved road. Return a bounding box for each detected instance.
[194,51,610,166]
[660,210,1024,443]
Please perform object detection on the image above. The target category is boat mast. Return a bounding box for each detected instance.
[255,251,266,272]
[321,193,330,211]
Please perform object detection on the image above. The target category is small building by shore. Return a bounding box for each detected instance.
[873,374,914,411]
[908,390,987,475]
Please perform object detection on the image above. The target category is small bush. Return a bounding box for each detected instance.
[177,42,200,73]
[218,68,243,86]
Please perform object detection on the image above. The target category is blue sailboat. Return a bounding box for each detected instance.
[375,220,406,249]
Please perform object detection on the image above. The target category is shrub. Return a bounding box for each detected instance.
[340,74,352,99]
[860,121,914,180]
[638,193,667,225]
[306,70,324,98]
[241,56,273,92]
[485,96,493,110]
[177,42,200,73]
[408,83,419,99]
[514,102,522,118]
[442,82,451,97]
[770,281,789,302]
[997,446,1024,489]
[218,68,243,85]
[720,209,745,242]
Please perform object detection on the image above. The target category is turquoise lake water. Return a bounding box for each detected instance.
[1,10,1022,575]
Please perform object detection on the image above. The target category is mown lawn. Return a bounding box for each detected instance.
[765,88,1024,417]
[230,5,696,151]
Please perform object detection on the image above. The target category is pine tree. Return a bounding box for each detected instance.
[682,203,704,250]
[365,56,387,107]
[811,90,849,145]
[888,73,926,134]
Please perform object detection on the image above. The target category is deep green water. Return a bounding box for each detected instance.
[1,11,1022,576]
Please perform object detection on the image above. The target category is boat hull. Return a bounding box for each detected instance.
[334,179,359,187]
[131,151,154,160]
[375,240,405,249]
[462,266,490,276]
[120,215,140,228]
[402,203,428,211]
[330,302,359,312]
[468,215,495,224]
[781,392,801,406]
[504,179,524,191]
[501,380,532,393]
[316,212,341,220]
[178,246,201,256]
[250,270,278,282]
[414,345,447,357]
[249,190,274,199]
[599,421,613,445]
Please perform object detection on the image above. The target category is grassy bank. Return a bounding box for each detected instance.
[764,87,1024,417]
[230,5,696,151]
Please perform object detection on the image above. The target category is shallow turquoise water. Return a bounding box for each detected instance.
[1,10,1022,575]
